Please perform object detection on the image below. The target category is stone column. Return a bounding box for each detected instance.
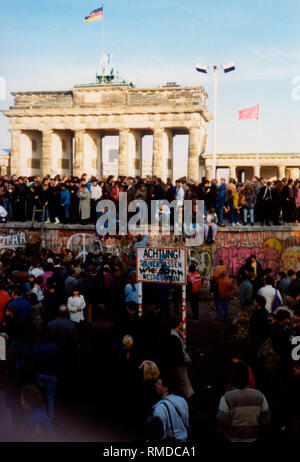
[10,129,22,177]
[152,128,164,178]
[133,131,142,177]
[73,130,85,178]
[279,165,286,179]
[166,130,173,180]
[187,128,200,181]
[205,166,212,180]
[118,129,129,176]
[229,166,236,179]
[42,129,53,177]
[255,165,260,177]
[97,134,103,179]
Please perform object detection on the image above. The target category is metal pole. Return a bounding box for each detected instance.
[138,282,143,317]
[182,284,186,345]
[255,110,260,177]
[212,65,218,180]
[101,3,105,83]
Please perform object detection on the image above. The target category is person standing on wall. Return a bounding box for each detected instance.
[257,181,273,226]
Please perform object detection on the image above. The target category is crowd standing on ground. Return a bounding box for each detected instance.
[0,231,299,442]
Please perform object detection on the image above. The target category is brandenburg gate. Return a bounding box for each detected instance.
[3,85,212,181]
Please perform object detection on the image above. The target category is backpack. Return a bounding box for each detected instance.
[190,273,203,293]
[272,289,281,312]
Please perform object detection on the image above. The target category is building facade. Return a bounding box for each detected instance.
[3,84,212,181]
[203,153,300,181]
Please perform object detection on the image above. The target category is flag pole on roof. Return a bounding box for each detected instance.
[84,5,104,83]
[101,3,105,83]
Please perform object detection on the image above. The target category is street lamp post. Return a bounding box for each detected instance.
[196,62,236,180]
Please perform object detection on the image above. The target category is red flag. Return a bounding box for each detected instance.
[238,104,259,121]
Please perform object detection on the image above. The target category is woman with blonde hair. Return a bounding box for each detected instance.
[122,334,134,359]
[141,360,160,382]
[137,360,161,432]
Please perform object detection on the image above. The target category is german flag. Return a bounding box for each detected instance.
[84,7,103,23]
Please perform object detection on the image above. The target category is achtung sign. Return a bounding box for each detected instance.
[136,247,187,285]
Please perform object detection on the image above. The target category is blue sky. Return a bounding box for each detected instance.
[0,0,300,164]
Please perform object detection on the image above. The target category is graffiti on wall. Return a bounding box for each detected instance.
[66,233,103,262]
[41,229,300,275]
[0,226,299,276]
[213,231,300,277]
[0,232,26,249]
[188,248,212,276]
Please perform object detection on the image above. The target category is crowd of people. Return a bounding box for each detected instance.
[0,173,300,228]
[0,235,299,443]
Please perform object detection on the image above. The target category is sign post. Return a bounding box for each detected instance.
[0,335,6,360]
[181,284,187,345]
[138,282,143,317]
[136,246,187,341]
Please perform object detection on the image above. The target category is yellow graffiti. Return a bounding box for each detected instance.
[281,246,300,273]
[263,238,282,255]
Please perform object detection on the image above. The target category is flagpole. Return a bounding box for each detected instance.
[212,65,218,180]
[255,105,260,177]
[101,2,105,83]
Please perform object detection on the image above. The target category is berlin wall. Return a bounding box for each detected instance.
[0,225,299,277]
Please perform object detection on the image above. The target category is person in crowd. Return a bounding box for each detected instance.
[45,178,60,224]
[124,272,139,305]
[282,179,297,224]
[216,362,270,443]
[211,258,227,311]
[20,384,57,440]
[272,181,284,225]
[152,375,189,442]
[216,179,227,227]
[32,327,61,420]
[249,295,269,351]
[239,271,255,310]
[258,181,273,226]
[60,183,71,224]
[243,187,256,226]
[216,271,234,321]
[90,178,102,222]
[77,181,91,224]
[288,270,300,299]
[277,270,293,299]
[67,288,86,324]
[204,207,218,243]
[187,264,202,320]
[0,280,11,326]
[230,187,242,227]
[258,276,282,313]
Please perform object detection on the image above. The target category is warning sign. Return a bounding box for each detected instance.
[136,247,187,284]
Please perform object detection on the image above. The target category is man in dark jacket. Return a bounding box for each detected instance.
[288,271,300,299]
[249,295,269,351]
[240,272,255,309]
[6,286,32,328]
[257,182,273,226]
[45,179,61,224]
